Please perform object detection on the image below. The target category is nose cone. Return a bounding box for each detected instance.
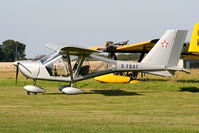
[13,61,19,66]
[17,60,41,79]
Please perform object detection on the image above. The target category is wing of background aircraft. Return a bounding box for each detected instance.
[116,39,158,53]
[90,39,158,53]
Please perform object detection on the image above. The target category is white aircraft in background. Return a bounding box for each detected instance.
[13,30,189,95]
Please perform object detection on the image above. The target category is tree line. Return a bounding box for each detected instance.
[0,40,26,62]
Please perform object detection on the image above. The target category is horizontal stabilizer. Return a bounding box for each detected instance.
[181,68,191,74]
[167,67,191,74]
[142,70,175,77]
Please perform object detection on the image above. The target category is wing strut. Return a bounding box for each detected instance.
[132,50,146,80]
[74,56,85,76]
[66,53,74,83]
[138,52,145,62]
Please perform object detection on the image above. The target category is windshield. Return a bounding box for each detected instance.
[40,52,59,64]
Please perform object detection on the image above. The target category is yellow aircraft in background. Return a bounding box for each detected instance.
[186,23,199,57]
[90,23,199,83]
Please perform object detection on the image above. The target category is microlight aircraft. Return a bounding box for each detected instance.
[13,30,188,95]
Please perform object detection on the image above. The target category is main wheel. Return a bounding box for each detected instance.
[27,91,37,95]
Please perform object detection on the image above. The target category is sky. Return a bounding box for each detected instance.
[0,0,199,58]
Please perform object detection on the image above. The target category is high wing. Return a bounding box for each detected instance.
[59,46,101,56]
[46,43,101,56]
[89,39,159,53]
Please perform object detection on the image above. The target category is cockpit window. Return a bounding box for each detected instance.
[45,57,69,77]
[40,52,59,64]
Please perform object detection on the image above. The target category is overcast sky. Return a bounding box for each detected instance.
[0,0,198,58]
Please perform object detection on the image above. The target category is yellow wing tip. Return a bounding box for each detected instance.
[89,46,105,51]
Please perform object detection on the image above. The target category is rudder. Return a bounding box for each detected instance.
[141,30,187,67]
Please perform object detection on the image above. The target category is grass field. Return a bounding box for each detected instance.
[0,70,199,133]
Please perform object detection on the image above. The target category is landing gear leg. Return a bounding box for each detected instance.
[69,82,73,87]
[25,80,38,95]
[33,79,42,88]
[69,82,77,87]
[141,73,145,80]
[130,72,139,80]
[33,80,37,86]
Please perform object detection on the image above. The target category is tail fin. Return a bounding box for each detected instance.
[188,23,199,53]
[141,30,187,67]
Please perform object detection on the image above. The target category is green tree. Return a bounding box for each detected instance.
[0,45,5,61]
[1,40,26,62]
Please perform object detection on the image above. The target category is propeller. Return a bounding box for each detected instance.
[15,62,19,85]
[14,43,19,85]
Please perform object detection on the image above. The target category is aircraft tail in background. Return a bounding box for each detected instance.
[188,23,199,53]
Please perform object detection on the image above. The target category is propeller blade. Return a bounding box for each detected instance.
[15,43,19,85]
[15,65,19,85]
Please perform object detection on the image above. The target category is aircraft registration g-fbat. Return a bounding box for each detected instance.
[13,30,189,95]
